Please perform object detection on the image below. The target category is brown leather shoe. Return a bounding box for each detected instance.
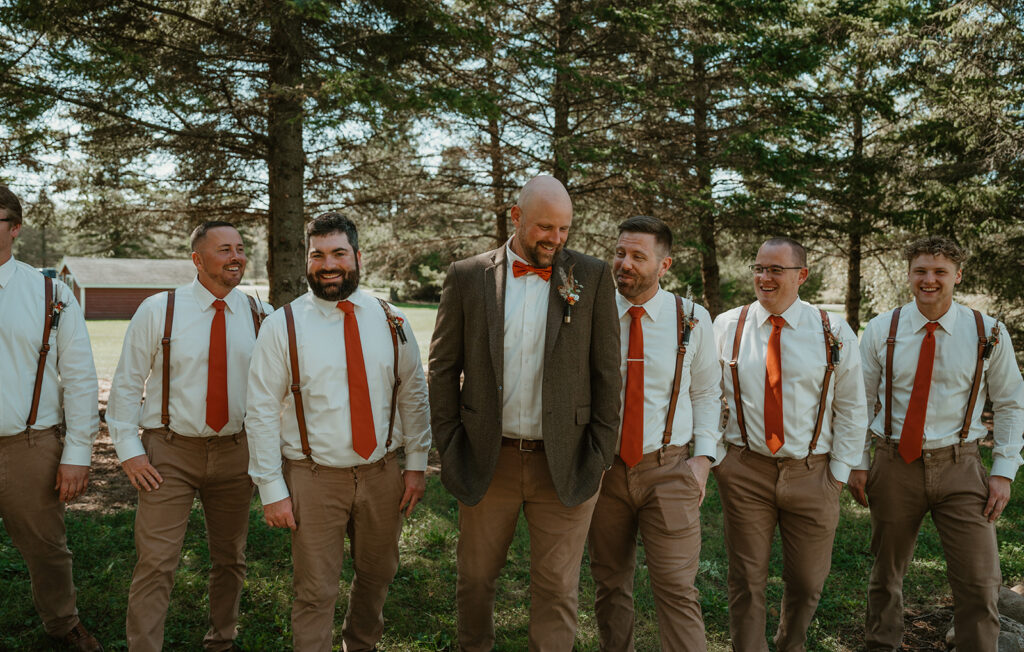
[59,623,103,651]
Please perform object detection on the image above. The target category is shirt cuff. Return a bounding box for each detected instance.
[991,458,1019,482]
[257,477,291,506]
[692,437,718,462]
[829,459,852,484]
[404,450,428,472]
[113,435,147,462]
[59,441,94,467]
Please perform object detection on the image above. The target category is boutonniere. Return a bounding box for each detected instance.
[388,313,408,344]
[983,318,1001,360]
[557,264,583,324]
[50,297,67,329]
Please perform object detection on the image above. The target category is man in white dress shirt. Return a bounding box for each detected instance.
[0,185,103,651]
[246,212,430,652]
[107,221,270,652]
[588,216,720,651]
[712,237,867,652]
[848,235,1024,651]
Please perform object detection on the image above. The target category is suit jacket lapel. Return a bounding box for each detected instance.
[484,247,505,385]
[544,249,571,361]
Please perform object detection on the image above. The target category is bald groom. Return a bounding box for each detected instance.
[429,175,621,651]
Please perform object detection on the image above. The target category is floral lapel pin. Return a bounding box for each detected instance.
[557,263,583,324]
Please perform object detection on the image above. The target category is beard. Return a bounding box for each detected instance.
[307,266,360,301]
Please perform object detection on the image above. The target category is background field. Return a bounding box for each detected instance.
[1,312,1021,650]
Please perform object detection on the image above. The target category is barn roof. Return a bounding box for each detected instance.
[60,256,197,288]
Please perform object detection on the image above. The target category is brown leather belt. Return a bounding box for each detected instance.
[502,436,545,452]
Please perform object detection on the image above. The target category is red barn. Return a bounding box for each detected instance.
[58,257,197,320]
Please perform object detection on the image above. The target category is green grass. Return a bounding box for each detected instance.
[3,448,1022,650]
[86,320,130,384]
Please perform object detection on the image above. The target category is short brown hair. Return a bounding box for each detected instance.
[762,236,806,267]
[0,185,23,224]
[190,220,237,251]
[618,215,672,257]
[903,235,967,268]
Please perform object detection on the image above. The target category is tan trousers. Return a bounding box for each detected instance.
[126,429,253,652]
[865,441,1000,651]
[285,453,404,652]
[588,446,707,652]
[0,428,81,637]
[713,445,841,652]
[457,445,599,652]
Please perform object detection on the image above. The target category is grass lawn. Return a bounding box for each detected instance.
[2,305,1020,649]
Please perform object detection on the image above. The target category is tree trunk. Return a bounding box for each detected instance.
[488,114,507,245]
[845,68,866,331]
[693,53,722,316]
[551,0,572,187]
[266,3,306,306]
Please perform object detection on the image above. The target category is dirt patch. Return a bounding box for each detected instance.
[901,603,954,650]
[67,424,138,514]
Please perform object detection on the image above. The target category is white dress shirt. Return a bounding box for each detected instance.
[616,289,721,458]
[245,289,432,505]
[107,279,272,461]
[0,258,99,465]
[501,242,550,440]
[713,298,868,482]
[859,300,1024,479]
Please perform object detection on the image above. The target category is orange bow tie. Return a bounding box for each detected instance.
[512,260,552,281]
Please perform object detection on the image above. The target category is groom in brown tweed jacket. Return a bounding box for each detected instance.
[429,174,621,651]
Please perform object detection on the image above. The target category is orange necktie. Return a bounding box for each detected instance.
[764,315,786,454]
[620,306,645,467]
[206,299,229,432]
[339,300,376,459]
[899,321,939,463]
[512,260,552,282]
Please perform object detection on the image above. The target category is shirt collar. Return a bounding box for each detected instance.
[751,297,806,329]
[505,238,528,267]
[310,287,373,317]
[616,287,667,321]
[190,277,241,313]
[0,256,16,288]
[905,299,959,334]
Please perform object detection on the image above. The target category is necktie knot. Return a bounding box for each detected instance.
[212,299,226,312]
[338,300,355,315]
[628,306,646,321]
[769,315,786,330]
[924,321,939,334]
[512,260,553,282]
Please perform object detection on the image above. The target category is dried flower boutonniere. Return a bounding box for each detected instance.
[50,295,67,329]
[557,264,583,324]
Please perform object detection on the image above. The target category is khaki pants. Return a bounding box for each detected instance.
[126,429,253,652]
[865,441,1000,651]
[0,428,81,637]
[286,453,404,652]
[588,446,706,652]
[713,445,841,652]
[456,445,599,652]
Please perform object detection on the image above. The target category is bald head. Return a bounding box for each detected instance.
[509,175,573,268]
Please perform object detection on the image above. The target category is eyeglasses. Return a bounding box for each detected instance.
[748,264,803,276]
[0,218,15,223]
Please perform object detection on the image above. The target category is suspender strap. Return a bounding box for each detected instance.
[376,298,403,450]
[880,307,897,442]
[160,290,175,428]
[809,309,836,453]
[729,303,752,446]
[661,294,690,447]
[27,277,55,427]
[960,309,987,442]
[284,304,311,458]
[247,295,265,336]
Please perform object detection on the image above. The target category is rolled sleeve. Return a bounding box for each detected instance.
[828,320,869,474]
[393,308,431,472]
[689,305,723,461]
[986,323,1024,480]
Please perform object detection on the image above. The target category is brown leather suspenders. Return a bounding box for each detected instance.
[883,306,988,445]
[728,303,752,447]
[160,290,176,428]
[26,276,55,427]
[660,294,691,452]
[284,299,402,461]
[160,291,264,431]
[729,303,836,453]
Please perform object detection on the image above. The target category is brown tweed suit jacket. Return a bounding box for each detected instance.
[428,245,621,507]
